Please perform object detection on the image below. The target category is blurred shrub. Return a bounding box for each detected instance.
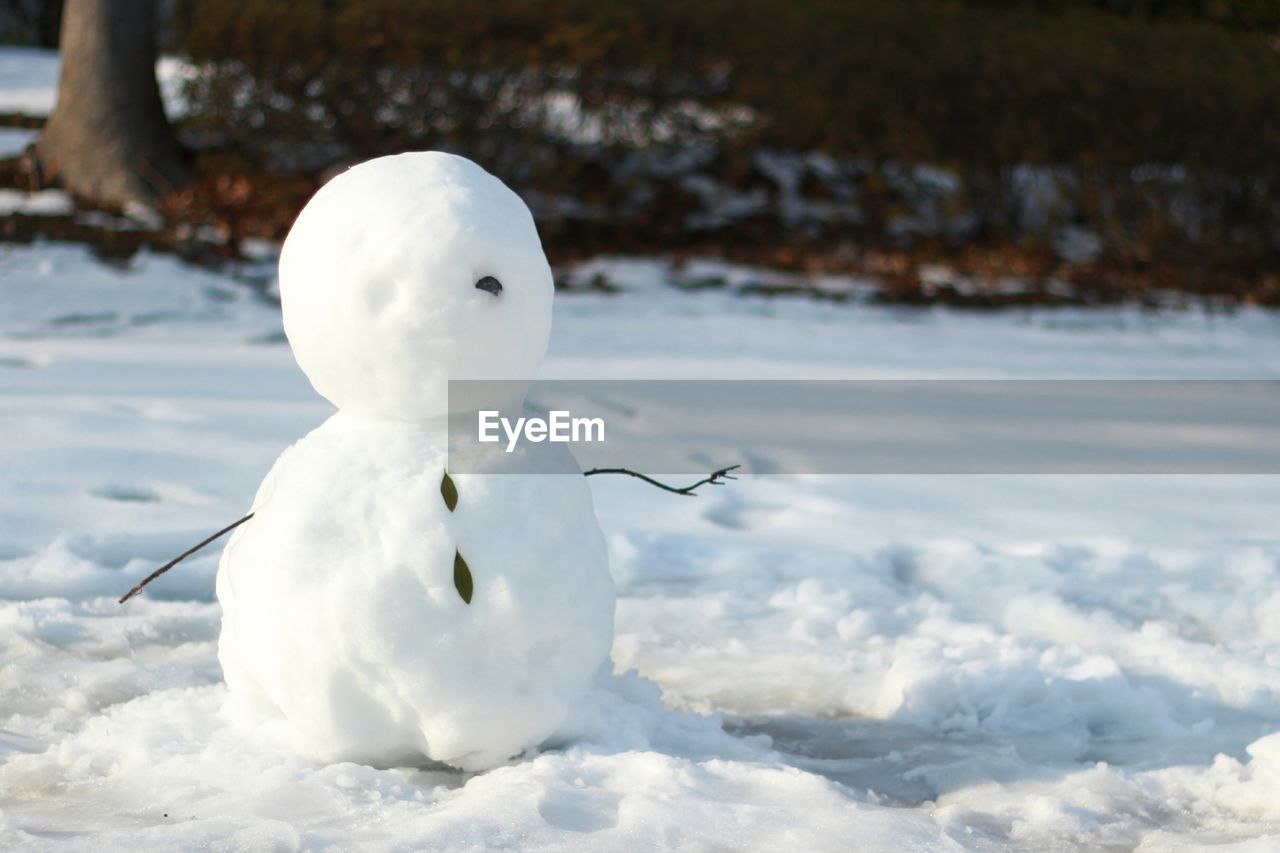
[0,0,61,47]
[172,0,1280,265]
[965,0,1280,32]
[176,0,1279,170]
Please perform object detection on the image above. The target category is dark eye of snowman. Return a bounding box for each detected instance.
[474,276,503,296]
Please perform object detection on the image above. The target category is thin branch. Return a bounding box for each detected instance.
[118,513,254,604]
[118,464,741,603]
[583,464,740,496]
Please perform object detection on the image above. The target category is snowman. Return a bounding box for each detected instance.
[214,152,616,771]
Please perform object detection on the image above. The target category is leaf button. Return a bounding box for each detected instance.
[441,471,458,512]
[453,550,473,604]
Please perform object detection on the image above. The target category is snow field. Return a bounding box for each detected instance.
[2,243,1280,848]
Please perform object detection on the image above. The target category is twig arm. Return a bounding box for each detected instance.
[118,512,254,604]
[582,464,740,495]
[118,464,740,603]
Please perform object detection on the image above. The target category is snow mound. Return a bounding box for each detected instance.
[278,152,553,421]
[216,414,615,770]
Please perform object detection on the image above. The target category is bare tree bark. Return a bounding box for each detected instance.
[35,0,189,208]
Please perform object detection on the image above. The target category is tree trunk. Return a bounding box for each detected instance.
[35,0,189,209]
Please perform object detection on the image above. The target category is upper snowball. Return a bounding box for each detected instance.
[278,152,554,422]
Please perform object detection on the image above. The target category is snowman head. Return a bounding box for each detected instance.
[278,152,553,422]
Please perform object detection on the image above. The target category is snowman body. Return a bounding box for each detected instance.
[215,152,615,770]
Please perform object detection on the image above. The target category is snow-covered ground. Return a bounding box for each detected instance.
[0,47,189,120]
[0,47,58,116]
[3,242,1280,850]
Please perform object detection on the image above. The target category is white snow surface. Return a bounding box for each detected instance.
[0,127,36,158]
[0,188,71,217]
[0,47,191,119]
[0,47,58,116]
[2,243,1280,849]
